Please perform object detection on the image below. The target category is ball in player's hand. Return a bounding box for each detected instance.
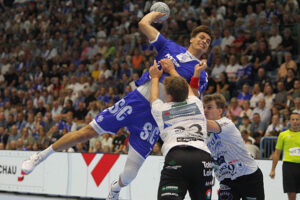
[150,2,170,21]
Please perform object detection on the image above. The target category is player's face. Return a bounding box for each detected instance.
[204,101,222,120]
[190,32,211,53]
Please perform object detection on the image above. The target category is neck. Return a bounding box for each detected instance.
[187,46,203,59]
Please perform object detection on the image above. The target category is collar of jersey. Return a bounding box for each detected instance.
[186,50,201,62]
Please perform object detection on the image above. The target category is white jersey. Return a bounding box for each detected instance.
[207,117,258,181]
[151,96,210,156]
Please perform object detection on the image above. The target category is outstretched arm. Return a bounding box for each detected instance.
[138,12,167,41]
[149,60,163,106]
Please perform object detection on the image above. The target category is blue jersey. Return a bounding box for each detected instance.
[135,34,208,94]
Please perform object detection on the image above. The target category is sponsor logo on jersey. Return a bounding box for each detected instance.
[289,147,300,156]
[162,103,201,121]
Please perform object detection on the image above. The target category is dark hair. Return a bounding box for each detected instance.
[190,25,214,43]
[163,76,188,102]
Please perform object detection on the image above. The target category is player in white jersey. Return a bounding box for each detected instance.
[150,59,213,200]
[202,93,265,200]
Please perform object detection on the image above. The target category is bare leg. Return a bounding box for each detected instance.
[288,192,296,200]
[52,124,98,151]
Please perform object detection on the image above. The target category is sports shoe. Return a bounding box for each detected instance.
[106,180,120,200]
[106,190,120,200]
[21,152,43,174]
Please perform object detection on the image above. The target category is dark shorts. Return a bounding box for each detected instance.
[157,146,213,200]
[282,161,300,193]
[219,168,265,200]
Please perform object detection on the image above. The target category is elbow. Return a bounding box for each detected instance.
[138,21,145,30]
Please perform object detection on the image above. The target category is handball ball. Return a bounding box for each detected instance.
[150,2,170,21]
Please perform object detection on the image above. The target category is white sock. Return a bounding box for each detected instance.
[111,179,121,192]
[38,145,55,160]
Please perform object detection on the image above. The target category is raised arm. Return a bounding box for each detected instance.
[149,60,163,106]
[190,60,207,96]
[138,12,167,41]
[206,120,221,133]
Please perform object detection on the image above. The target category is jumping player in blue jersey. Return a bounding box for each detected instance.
[21,11,213,200]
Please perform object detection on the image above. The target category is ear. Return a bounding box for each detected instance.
[190,37,194,43]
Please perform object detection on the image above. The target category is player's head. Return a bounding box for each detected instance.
[203,93,226,120]
[290,112,300,131]
[189,25,214,54]
[163,76,188,103]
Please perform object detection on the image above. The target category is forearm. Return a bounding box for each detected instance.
[150,77,160,105]
[138,12,159,41]
[271,149,281,171]
[207,120,221,133]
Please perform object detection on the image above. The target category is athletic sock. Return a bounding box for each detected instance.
[111,179,121,192]
[38,145,55,160]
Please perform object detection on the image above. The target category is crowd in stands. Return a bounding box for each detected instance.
[0,0,299,159]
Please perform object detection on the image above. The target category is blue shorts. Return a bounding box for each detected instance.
[90,90,160,159]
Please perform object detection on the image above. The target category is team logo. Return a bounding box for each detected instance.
[140,122,160,145]
[96,115,104,123]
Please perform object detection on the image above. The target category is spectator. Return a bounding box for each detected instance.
[225,54,241,82]
[269,26,282,65]
[240,100,252,119]
[21,127,35,150]
[112,128,127,153]
[251,98,272,125]
[239,116,252,135]
[265,114,284,136]
[263,84,276,109]
[284,68,297,94]
[274,81,288,110]
[277,52,297,81]
[250,113,267,137]
[245,139,260,159]
[151,143,162,156]
[215,72,230,101]
[100,133,113,153]
[277,28,296,65]
[250,83,264,108]
[211,56,226,80]
[236,55,252,89]
[7,125,21,145]
[221,28,235,50]
[227,97,243,119]
[237,83,252,105]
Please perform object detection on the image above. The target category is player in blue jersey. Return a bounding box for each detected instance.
[21,11,213,200]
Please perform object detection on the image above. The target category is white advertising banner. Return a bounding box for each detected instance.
[0,151,286,200]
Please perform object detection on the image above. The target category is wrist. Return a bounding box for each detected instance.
[190,77,200,89]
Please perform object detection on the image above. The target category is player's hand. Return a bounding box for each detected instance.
[160,58,175,74]
[149,60,163,79]
[193,59,207,77]
[269,170,275,179]
[152,11,167,23]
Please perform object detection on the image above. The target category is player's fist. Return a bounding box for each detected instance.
[269,170,275,179]
[193,59,207,78]
[149,60,163,78]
